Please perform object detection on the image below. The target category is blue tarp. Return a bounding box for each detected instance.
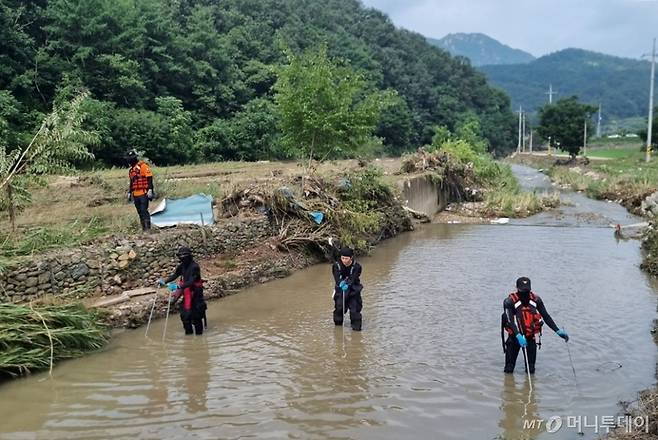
[150,194,214,227]
[309,211,324,224]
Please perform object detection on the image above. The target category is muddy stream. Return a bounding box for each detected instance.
[1,165,656,439]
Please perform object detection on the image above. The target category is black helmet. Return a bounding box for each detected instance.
[125,150,138,164]
[340,247,354,258]
[516,277,531,293]
[176,246,192,259]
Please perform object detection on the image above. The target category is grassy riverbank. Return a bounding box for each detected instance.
[512,142,656,214]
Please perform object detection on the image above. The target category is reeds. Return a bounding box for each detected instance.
[0,303,109,378]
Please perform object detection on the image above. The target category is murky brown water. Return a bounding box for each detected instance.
[1,166,657,440]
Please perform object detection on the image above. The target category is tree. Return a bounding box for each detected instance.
[376,97,413,155]
[537,96,597,157]
[1,0,519,165]
[0,91,96,231]
[0,90,22,151]
[154,96,195,164]
[194,98,283,162]
[104,97,195,167]
[454,113,487,155]
[274,45,395,173]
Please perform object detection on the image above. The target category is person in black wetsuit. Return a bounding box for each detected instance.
[158,246,207,335]
[502,277,569,374]
[332,247,364,331]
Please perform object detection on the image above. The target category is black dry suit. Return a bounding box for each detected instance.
[332,261,364,331]
[501,291,559,374]
[164,258,207,335]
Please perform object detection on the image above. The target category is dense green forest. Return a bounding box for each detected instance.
[480,49,655,123]
[1,0,517,166]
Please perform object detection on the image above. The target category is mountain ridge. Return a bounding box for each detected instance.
[479,48,654,120]
[428,33,535,66]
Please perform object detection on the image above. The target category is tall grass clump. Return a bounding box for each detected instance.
[0,303,109,378]
[431,123,559,217]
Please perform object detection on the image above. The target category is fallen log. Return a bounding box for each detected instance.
[403,206,431,223]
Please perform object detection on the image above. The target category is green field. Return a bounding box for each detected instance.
[586,147,644,159]
[582,138,645,159]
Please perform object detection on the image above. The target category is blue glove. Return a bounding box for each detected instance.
[339,280,348,292]
[157,278,166,287]
[516,333,528,347]
[167,282,178,292]
[556,329,569,342]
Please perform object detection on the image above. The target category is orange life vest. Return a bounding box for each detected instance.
[504,291,543,338]
[129,161,152,197]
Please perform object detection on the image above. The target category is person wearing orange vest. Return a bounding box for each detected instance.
[126,150,155,231]
[502,277,569,374]
[158,246,207,335]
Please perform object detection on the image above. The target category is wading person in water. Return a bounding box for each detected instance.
[159,246,207,335]
[332,247,364,331]
[502,277,569,374]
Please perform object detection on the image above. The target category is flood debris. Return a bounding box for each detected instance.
[219,169,411,255]
[400,148,473,202]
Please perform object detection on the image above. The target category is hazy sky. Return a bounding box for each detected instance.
[360,0,658,59]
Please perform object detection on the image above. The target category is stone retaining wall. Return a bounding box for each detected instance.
[0,216,274,304]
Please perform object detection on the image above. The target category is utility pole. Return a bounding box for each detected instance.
[517,106,523,153]
[522,111,526,152]
[529,129,533,153]
[647,38,656,163]
[596,104,602,138]
[546,84,557,104]
[583,117,588,157]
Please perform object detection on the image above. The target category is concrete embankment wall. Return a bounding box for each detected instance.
[400,175,449,216]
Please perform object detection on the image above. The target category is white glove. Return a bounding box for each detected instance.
[147,189,154,200]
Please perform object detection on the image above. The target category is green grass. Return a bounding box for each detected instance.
[0,216,137,262]
[586,149,640,159]
[547,167,593,191]
[0,303,109,378]
[475,157,560,218]
[585,146,644,159]
[484,190,560,218]
[543,150,658,214]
